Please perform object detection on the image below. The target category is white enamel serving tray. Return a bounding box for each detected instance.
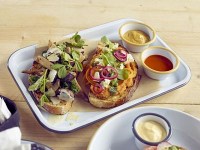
[88,106,200,150]
[8,18,191,133]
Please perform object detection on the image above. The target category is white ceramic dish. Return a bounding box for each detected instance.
[119,22,156,52]
[7,18,191,133]
[88,106,200,150]
[132,113,172,149]
[141,46,180,80]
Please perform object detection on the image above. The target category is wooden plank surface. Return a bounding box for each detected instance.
[0,0,200,149]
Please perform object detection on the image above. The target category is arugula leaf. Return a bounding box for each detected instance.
[101,53,109,66]
[62,52,73,61]
[101,36,110,45]
[28,75,43,91]
[28,69,48,92]
[110,78,118,87]
[39,94,49,106]
[67,32,86,48]
[101,36,118,49]
[74,61,83,72]
[28,75,40,84]
[71,50,80,60]
[40,69,48,93]
[51,64,65,70]
[70,79,80,94]
[58,66,67,79]
[57,43,66,51]
[117,69,129,80]
[102,51,116,66]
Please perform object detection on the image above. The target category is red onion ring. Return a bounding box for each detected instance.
[89,67,104,82]
[100,66,118,79]
[92,83,103,94]
[114,50,127,62]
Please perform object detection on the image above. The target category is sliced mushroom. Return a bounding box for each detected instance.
[47,47,62,55]
[47,53,59,62]
[52,79,60,92]
[22,61,45,76]
[46,88,56,97]
[48,69,57,82]
[65,46,71,54]
[35,55,53,70]
[57,89,74,101]
[50,97,61,105]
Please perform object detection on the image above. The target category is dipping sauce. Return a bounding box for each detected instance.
[145,55,173,71]
[136,120,167,142]
[123,30,150,44]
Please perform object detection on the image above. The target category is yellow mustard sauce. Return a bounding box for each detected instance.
[123,30,150,44]
[136,120,167,142]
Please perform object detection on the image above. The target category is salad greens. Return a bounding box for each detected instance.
[27,32,86,106]
[65,32,87,48]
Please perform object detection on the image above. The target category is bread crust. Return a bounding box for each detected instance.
[33,90,73,115]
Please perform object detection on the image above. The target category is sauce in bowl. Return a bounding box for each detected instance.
[144,55,173,71]
[136,120,167,142]
[123,30,150,44]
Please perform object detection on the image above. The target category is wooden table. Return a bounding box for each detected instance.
[0,0,200,149]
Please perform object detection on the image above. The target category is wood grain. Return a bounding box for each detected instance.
[0,0,200,149]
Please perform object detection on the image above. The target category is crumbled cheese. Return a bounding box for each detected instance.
[120,63,125,69]
[102,47,112,52]
[50,97,61,105]
[112,43,119,49]
[47,47,62,55]
[94,58,104,66]
[94,72,100,79]
[101,79,111,88]
[48,69,57,82]
[125,54,135,64]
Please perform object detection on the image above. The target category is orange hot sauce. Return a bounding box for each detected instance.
[145,55,173,71]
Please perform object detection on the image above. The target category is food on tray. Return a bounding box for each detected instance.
[136,120,167,142]
[144,55,173,71]
[123,30,150,44]
[22,33,87,115]
[144,142,186,150]
[80,36,140,108]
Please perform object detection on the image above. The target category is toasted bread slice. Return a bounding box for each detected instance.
[33,92,73,115]
[79,37,140,108]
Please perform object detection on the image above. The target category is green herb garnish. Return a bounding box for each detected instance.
[39,94,49,106]
[117,69,129,80]
[74,61,83,72]
[65,32,87,48]
[109,86,117,95]
[70,79,80,94]
[28,70,48,91]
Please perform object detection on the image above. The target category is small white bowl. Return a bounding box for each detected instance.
[132,113,172,150]
[119,22,156,53]
[141,46,180,80]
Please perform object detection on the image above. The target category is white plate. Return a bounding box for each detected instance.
[21,139,52,150]
[88,106,200,150]
[7,18,191,133]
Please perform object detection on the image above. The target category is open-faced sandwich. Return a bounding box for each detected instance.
[145,142,186,150]
[81,36,140,108]
[22,33,86,115]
